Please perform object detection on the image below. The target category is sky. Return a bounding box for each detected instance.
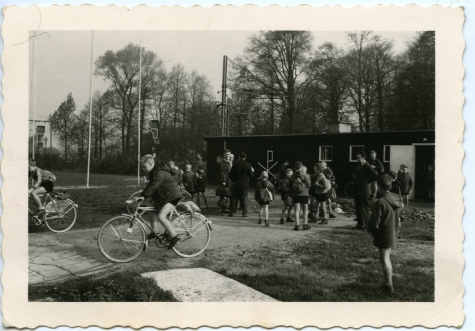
[29,30,418,127]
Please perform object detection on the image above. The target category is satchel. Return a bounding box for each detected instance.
[330,187,337,200]
[215,186,232,197]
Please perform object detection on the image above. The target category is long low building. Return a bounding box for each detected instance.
[204,127,435,200]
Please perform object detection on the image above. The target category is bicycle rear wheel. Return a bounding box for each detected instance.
[44,199,77,233]
[98,216,146,263]
[171,213,211,258]
[345,183,356,199]
[127,191,153,215]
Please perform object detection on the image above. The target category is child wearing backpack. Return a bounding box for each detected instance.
[279,168,295,224]
[195,166,209,210]
[28,159,56,214]
[314,163,331,224]
[289,162,311,231]
[254,171,275,227]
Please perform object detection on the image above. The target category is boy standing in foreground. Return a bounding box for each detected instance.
[368,174,404,293]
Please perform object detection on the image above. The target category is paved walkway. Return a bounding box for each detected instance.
[143,268,279,302]
[28,212,355,286]
[54,185,107,190]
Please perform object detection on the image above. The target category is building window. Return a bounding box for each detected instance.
[319,146,333,161]
[350,145,365,162]
[383,145,391,162]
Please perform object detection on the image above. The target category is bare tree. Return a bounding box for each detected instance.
[50,93,76,161]
[232,31,314,133]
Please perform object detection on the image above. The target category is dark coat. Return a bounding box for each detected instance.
[368,192,404,248]
[229,159,254,189]
[195,172,208,192]
[367,157,384,174]
[254,180,275,203]
[397,172,413,194]
[280,177,292,200]
[141,162,182,208]
[354,162,378,195]
[219,161,232,187]
[182,171,196,193]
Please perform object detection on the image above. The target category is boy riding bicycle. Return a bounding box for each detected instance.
[139,154,182,249]
[28,159,56,214]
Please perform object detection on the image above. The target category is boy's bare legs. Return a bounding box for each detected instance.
[146,203,177,238]
[294,203,301,226]
[201,192,208,208]
[30,187,47,210]
[302,203,309,229]
[378,248,394,291]
[196,193,201,208]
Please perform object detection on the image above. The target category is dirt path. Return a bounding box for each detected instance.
[29,209,355,285]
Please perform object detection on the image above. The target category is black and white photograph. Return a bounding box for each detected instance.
[2,4,465,329]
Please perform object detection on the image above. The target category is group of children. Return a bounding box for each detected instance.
[175,163,210,210]
[253,161,337,231]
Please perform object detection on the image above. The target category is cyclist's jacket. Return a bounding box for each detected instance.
[140,161,182,208]
[28,167,56,188]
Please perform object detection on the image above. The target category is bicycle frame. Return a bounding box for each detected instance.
[125,200,212,236]
[28,193,53,215]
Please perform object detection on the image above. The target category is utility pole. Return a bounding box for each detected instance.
[221,55,228,137]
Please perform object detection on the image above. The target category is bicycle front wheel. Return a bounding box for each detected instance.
[345,183,356,199]
[97,216,146,263]
[171,213,211,258]
[44,199,77,233]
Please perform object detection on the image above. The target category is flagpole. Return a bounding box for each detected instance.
[137,38,143,186]
[32,34,38,160]
[86,31,94,188]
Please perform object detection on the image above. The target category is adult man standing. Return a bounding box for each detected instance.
[353,152,378,230]
[218,150,232,213]
[367,150,384,198]
[229,152,254,217]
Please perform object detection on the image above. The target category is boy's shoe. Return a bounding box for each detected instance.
[303,224,311,230]
[329,214,336,218]
[309,217,317,223]
[147,232,157,240]
[265,220,269,227]
[319,219,328,225]
[33,216,44,226]
[381,284,394,293]
[293,225,300,231]
[258,219,262,225]
[228,213,234,217]
[286,217,295,223]
[280,218,284,224]
[168,235,180,249]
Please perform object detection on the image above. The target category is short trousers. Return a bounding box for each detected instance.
[258,201,270,206]
[40,180,54,193]
[315,193,328,202]
[292,195,309,205]
[153,197,181,213]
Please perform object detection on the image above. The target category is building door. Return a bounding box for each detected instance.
[414,145,435,200]
[390,146,415,199]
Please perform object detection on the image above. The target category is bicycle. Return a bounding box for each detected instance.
[98,197,212,263]
[126,189,192,215]
[28,191,78,233]
[344,181,356,199]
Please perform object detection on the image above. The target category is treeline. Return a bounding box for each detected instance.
[37,31,434,174]
[44,43,218,172]
[227,31,435,135]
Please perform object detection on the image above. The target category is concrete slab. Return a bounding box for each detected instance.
[142,268,279,302]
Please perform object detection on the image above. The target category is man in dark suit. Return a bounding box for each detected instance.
[229,152,254,217]
[353,151,378,230]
